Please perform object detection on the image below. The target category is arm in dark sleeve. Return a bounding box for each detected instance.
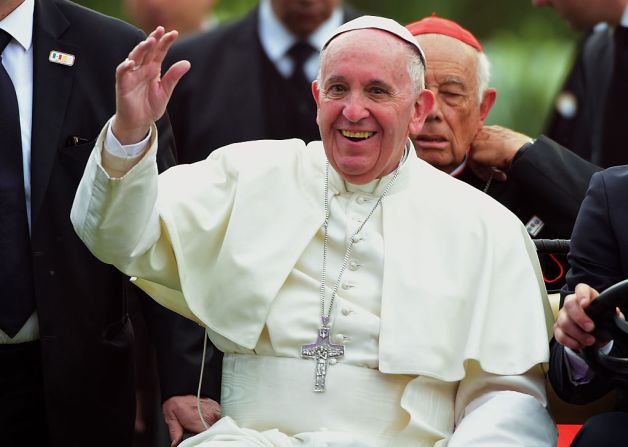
[600,26,628,168]
[565,171,625,292]
[549,170,626,403]
[508,136,601,235]
[549,338,615,404]
[137,288,222,402]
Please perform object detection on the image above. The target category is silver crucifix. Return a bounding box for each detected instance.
[301,325,344,392]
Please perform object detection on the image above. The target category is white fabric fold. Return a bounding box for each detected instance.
[72,125,553,380]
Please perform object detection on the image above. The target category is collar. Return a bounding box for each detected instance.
[329,139,414,197]
[449,153,468,177]
[0,0,34,51]
[258,0,343,63]
[622,2,628,27]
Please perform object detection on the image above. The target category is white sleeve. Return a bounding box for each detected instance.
[448,363,557,446]
[105,123,152,158]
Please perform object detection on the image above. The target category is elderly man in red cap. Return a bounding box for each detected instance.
[70,15,556,447]
[408,15,601,288]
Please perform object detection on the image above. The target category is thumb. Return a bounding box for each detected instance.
[165,412,184,447]
[161,60,191,98]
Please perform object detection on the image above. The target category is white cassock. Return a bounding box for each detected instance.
[71,122,557,446]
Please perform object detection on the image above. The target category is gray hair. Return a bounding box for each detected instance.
[476,51,491,103]
[317,42,425,94]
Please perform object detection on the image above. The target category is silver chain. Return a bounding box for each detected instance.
[318,144,408,326]
[482,170,494,193]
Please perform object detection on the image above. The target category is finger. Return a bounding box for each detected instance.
[575,282,600,303]
[147,25,166,41]
[617,307,625,320]
[116,57,137,79]
[150,30,180,66]
[563,291,595,333]
[161,60,191,97]
[556,310,596,346]
[165,416,184,447]
[493,172,507,182]
[127,35,158,70]
[140,27,172,69]
[491,168,507,182]
[555,325,589,350]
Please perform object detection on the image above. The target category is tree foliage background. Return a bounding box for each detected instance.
[75,0,579,136]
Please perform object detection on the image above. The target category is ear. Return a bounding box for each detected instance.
[408,89,435,136]
[312,80,321,125]
[478,87,496,127]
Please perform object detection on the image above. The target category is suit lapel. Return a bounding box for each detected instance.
[30,0,76,226]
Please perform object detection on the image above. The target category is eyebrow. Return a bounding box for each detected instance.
[324,75,393,89]
[437,77,467,90]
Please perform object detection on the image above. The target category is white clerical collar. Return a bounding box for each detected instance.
[330,139,413,196]
[0,0,34,51]
[258,0,343,78]
[449,154,468,177]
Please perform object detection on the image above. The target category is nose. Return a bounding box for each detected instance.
[342,93,370,123]
[426,97,443,123]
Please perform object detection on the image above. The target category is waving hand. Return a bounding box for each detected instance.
[112,27,190,144]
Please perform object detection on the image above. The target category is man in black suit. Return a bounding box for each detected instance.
[550,166,628,446]
[535,0,628,168]
[0,1,219,446]
[407,16,600,251]
[166,0,359,164]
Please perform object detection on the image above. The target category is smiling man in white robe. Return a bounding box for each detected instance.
[71,15,557,446]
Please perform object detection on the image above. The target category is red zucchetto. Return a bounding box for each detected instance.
[406,13,483,51]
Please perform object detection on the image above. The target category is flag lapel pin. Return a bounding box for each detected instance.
[48,50,75,66]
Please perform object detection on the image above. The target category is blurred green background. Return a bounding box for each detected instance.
[75,0,578,137]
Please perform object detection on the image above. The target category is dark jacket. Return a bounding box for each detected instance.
[549,167,628,407]
[27,1,218,444]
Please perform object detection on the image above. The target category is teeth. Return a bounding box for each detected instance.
[342,130,374,139]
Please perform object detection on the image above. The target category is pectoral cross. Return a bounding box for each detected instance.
[301,324,344,392]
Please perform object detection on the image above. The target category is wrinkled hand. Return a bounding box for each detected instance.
[112,27,190,144]
[163,395,221,447]
[468,125,531,182]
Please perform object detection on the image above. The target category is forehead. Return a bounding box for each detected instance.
[417,34,478,86]
[321,29,410,79]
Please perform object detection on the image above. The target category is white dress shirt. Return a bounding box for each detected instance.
[0,0,39,344]
[258,0,343,81]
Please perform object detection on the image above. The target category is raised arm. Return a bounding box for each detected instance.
[112,26,189,146]
[70,27,199,321]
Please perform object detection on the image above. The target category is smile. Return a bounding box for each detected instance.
[341,129,376,142]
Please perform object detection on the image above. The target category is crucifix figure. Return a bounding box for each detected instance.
[301,324,344,392]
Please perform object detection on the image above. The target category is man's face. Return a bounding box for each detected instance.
[124,0,217,34]
[271,0,342,37]
[532,0,617,30]
[313,30,432,185]
[412,34,492,174]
